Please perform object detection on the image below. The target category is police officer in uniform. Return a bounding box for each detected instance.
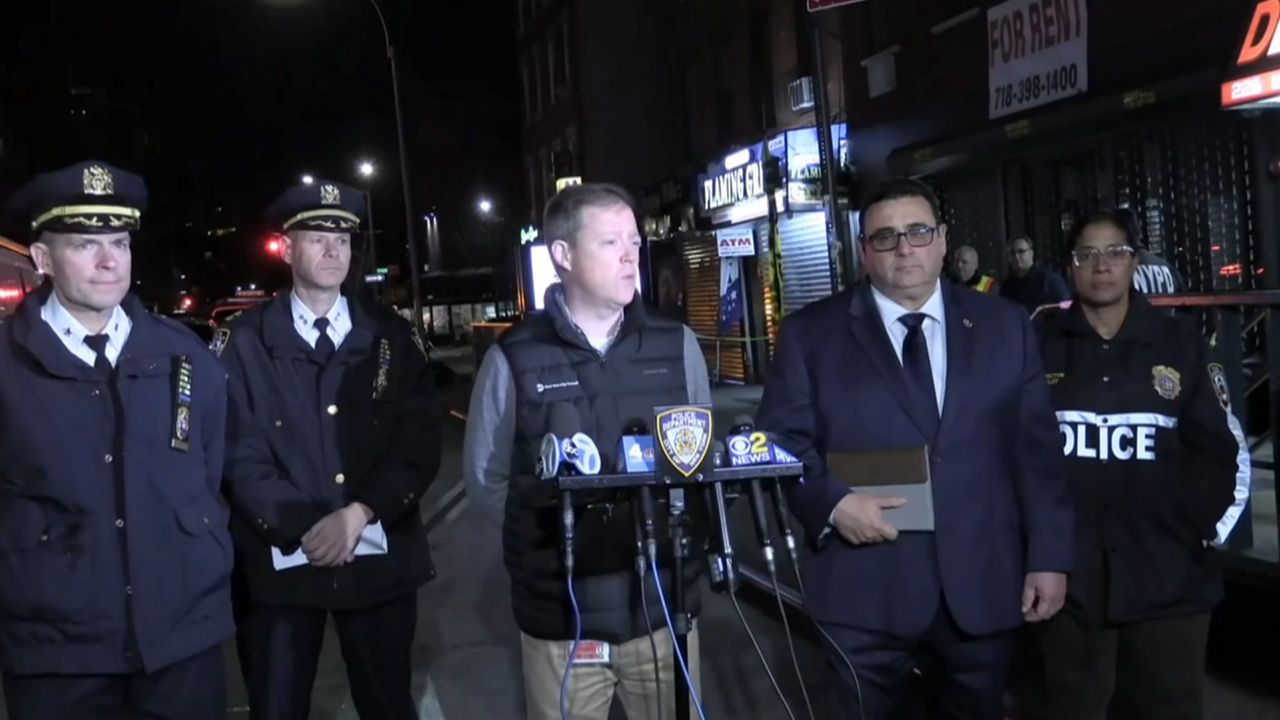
[218,179,440,720]
[0,160,233,718]
[1030,209,1249,719]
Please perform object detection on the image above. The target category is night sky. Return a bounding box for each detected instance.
[2,0,521,290]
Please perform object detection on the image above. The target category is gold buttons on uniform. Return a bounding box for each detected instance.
[335,473,346,485]
[327,404,338,415]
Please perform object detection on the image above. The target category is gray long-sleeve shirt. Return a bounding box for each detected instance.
[463,326,712,524]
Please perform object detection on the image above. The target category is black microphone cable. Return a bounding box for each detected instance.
[788,533,865,720]
[769,554,815,720]
[724,447,797,720]
[726,580,798,720]
[761,433,865,720]
[750,479,814,720]
[633,499,663,720]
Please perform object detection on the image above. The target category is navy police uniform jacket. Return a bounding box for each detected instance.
[1035,295,1249,625]
[0,287,233,674]
[219,294,439,610]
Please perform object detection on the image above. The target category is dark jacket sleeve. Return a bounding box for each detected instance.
[347,324,442,526]
[201,354,229,499]
[1014,312,1074,573]
[220,330,320,546]
[1178,334,1249,545]
[756,318,850,547]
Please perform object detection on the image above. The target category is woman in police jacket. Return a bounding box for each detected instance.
[1028,210,1249,719]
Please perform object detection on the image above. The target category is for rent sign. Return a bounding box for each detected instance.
[988,0,1089,119]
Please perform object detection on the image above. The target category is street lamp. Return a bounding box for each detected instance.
[276,0,427,344]
[301,174,314,185]
[478,198,493,215]
[355,160,379,274]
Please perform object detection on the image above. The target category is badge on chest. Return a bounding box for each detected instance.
[1151,365,1181,401]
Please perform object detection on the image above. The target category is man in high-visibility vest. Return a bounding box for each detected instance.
[953,244,998,293]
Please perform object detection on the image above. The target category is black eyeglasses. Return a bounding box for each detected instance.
[862,226,937,253]
[1071,245,1136,267]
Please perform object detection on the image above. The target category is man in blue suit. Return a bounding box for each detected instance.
[757,178,1072,719]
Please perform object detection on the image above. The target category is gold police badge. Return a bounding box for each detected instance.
[1152,365,1181,401]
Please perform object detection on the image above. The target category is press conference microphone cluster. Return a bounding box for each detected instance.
[725,415,802,573]
[537,403,603,575]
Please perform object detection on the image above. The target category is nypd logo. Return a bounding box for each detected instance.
[656,406,713,478]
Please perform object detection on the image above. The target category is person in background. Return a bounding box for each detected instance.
[0,160,232,719]
[1116,207,1182,295]
[219,179,441,720]
[1030,209,1249,720]
[952,244,998,293]
[1001,236,1071,314]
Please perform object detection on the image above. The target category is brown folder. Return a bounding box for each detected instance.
[825,446,935,531]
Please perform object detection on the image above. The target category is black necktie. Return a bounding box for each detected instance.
[899,313,939,439]
[313,317,336,361]
[83,333,113,375]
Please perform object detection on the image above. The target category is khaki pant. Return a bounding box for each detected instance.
[521,624,701,720]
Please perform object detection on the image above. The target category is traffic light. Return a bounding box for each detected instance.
[266,235,285,258]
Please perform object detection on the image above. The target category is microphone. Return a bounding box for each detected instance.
[706,440,739,594]
[541,403,600,576]
[618,418,659,564]
[771,482,800,570]
[731,415,777,574]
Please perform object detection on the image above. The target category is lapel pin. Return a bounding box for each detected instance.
[962,318,973,328]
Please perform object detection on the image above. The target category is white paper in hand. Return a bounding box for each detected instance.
[271,521,390,571]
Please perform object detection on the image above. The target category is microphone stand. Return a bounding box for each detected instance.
[556,461,803,720]
[667,486,692,720]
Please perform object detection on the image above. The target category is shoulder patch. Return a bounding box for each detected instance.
[210,327,231,357]
[1207,362,1232,412]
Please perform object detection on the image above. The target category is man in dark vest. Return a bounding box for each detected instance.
[0,160,233,719]
[218,179,441,720]
[463,183,712,720]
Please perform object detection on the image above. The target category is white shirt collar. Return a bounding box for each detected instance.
[290,291,352,349]
[40,291,132,368]
[870,280,946,328]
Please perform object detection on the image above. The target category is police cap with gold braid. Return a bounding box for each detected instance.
[5,160,147,238]
[266,180,365,234]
